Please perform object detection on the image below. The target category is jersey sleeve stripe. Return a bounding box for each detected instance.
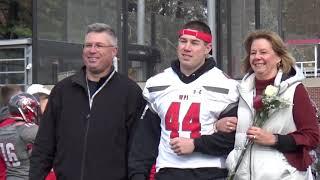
[147,85,170,93]
[203,86,229,94]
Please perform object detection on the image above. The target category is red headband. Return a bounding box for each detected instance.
[178,29,213,43]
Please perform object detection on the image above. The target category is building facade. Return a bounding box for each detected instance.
[0,0,319,106]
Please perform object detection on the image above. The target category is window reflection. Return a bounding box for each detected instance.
[128,0,207,81]
[0,0,32,39]
[1,0,319,85]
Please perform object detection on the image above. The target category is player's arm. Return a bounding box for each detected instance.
[193,103,238,156]
[18,123,39,144]
[17,123,39,155]
[170,103,238,156]
[128,107,161,180]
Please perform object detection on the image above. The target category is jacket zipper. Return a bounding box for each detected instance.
[80,113,91,180]
[79,69,116,180]
[239,89,256,180]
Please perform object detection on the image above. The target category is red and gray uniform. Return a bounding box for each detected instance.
[0,118,14,180]
[0,158,5,180]
[0,118,38,179]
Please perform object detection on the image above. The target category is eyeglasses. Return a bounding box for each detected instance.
[83,43,114,50]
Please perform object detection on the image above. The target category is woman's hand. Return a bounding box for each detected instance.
[216,117,238,133]
[246,126,277,146]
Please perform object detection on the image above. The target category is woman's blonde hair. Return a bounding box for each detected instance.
[242,30,295,74]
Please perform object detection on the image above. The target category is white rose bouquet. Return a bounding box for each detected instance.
[227,85,291,180]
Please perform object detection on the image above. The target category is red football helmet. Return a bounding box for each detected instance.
[8,92,40,124]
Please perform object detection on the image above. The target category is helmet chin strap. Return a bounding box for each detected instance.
[16,107,37,123]
[10,116,24,121]
[17,107,27,122]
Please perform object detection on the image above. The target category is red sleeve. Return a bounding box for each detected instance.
[0,157,6,180]
[284,84,320,171]
[290,84,319,147]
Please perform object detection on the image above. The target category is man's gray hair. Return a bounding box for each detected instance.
[86,23,118,47]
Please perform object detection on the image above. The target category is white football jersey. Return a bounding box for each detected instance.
[143,67,239,171]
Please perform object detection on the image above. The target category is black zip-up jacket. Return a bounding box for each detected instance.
[128,58,238,180]
[30,67,145,180]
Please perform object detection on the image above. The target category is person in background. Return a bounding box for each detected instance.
[0,84,22,180]
[129,20,239,180]
[29,23,145,180]
[27,84,51,114]
[26,84,56,180]
[0,85,22,119]
[0,93,40,180]
[226,30,320,179]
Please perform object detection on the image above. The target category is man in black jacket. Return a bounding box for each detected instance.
[29,23,145,180]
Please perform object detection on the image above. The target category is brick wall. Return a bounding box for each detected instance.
[307,87,320,109]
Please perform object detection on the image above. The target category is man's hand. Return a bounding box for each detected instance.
[170,137,195,156]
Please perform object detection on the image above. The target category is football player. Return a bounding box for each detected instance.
[129,20,239,180]
[0,93,40,179]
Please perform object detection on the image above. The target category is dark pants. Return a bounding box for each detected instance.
[155,167,228,180]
